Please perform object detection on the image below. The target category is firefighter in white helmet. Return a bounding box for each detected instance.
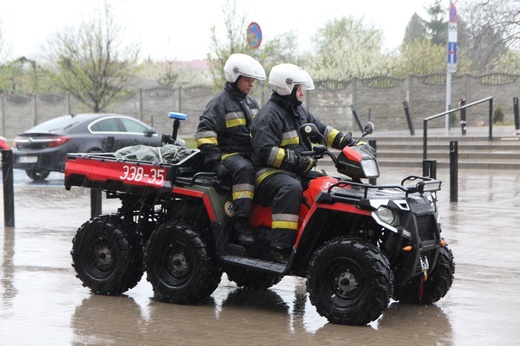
[195,53,266,246]
[251,63,355,262]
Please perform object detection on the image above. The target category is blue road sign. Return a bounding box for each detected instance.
[247,22,262,49]
[447,42,457,64]
[449,4,458,23]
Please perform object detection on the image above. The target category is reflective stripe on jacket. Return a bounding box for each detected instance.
[251,93,344,184]
[195,83,260,168]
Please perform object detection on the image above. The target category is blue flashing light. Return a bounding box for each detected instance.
[168,112,187,120]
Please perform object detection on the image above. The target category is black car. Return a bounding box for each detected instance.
[13,113,162,181]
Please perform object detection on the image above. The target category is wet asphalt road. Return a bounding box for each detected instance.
[1,167,519,345]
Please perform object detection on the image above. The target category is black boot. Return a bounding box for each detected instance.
[237,233,256,246]
[270,247,291,263]
[235,218,255,245]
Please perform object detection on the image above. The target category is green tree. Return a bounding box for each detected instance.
[0,20,10,93]
[403,13,428,46]
[396,37,472,75]
[489,49,520,73]
[396,38,446,75]
[308,16,389,79]
[425,0,448,47]
[44,3,139,112]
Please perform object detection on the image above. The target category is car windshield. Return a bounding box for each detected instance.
[25,115,79,133]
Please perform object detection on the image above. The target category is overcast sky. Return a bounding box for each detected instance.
[1,0,442,61]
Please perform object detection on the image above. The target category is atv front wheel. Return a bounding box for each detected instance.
[145,220,222,304]
[393,246,455,304]
[306,237,393,325]
[71,214,144,295]
[225,266,282,290]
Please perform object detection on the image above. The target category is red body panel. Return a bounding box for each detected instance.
[66,156,169,188]
[342,146,363,162]
[250,175,369,240]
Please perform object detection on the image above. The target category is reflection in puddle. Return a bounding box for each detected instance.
[3,169,520,344]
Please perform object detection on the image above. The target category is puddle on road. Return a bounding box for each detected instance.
[1,169,520,344]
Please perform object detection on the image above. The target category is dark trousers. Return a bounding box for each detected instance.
[221,154,255,221]
[254,173,302,249]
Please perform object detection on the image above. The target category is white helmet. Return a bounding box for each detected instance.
[268,63,315,96]
[224,53,266,83]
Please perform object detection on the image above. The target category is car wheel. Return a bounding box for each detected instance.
[25,169,50,181]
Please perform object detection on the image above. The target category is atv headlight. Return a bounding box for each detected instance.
[361,158,379,178]
[418,180,442,193]
[375,206,398,226]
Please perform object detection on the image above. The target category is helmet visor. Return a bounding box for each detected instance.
[300,70,315,90]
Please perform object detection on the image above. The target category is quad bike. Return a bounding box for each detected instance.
[65,113,455,326]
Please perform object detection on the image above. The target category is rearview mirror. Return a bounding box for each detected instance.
[144,128,157,137]
[362,122,374,137]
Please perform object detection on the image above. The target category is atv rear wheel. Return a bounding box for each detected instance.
[225,266,282,290]
[306,237,393,325]
[71,214,144,295]
[145,220,222,304]
[393,246,455,304]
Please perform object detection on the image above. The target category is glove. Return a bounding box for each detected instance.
[284,150,315,174]
[339,132,355,148]
[296,155,315,173]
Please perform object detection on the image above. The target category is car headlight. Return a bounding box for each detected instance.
[375,206,398,226]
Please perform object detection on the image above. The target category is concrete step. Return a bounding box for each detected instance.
[362,132,520,170]
[377,150,519,160]
[376,159,520,170]
[376,142,520,151]
[317,133,520,170]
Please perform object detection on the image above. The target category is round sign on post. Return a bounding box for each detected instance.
[449,3,458,23]
[247,22,262,49]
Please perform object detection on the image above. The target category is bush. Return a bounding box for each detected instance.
[493,107,504,124]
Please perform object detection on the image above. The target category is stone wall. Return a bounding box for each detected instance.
[1,73,518,140]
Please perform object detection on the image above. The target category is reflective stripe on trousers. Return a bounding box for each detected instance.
[221,154,255,218]
[254,173,302,249]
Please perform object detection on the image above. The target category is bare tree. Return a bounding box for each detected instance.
[462,0,520,71]
[45,3,139,112]
[207,0,300,92]
[207,0,251,90]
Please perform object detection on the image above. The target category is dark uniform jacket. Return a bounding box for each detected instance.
[251,93,346,185]
[195,83,260,169]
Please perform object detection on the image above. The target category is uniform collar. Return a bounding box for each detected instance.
[225,82,247,101]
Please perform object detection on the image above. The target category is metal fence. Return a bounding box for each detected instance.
[1,72,519,140]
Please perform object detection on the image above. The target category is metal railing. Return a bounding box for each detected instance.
[423,96,493,160]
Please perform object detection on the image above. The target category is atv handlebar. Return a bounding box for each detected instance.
[300,145,341,165]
